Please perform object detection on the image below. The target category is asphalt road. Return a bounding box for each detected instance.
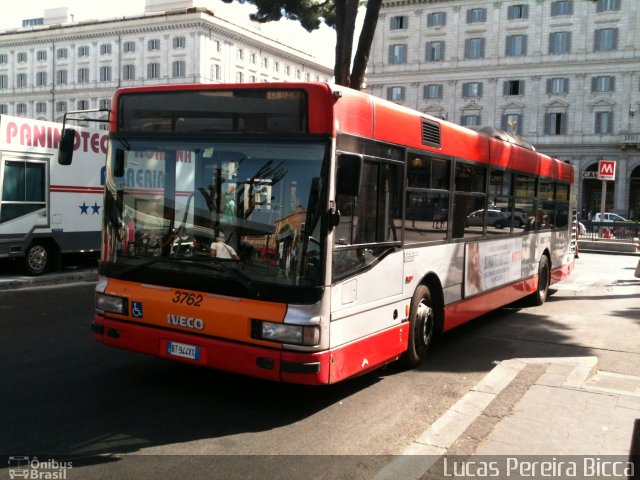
[1,252,638,479]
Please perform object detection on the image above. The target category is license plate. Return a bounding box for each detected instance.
[167,341,200,361]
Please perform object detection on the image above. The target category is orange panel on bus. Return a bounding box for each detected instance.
[104,279,287,348]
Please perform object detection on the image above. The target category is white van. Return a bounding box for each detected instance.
[592,212,628,222]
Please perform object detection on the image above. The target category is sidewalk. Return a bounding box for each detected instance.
[0,268,98,291]
[374,357,640,479]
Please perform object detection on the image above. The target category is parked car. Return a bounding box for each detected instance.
[466,209,509,229]
[497,207,527,227]
[592,212,628,222]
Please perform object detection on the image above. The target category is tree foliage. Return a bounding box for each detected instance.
[219,0,382,89]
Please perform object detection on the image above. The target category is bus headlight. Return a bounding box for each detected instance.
[95,293,128,315]
[252,320,320,346]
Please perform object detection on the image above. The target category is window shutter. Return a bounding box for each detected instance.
[388,46,393,63]
[567,32,572,53]
[481,38,486,57]
[563,78,569,93]
[402,45,408,63]
[568,1,574,14]
[501,115,508,130]
[464,39,470,58]
[523,5,529,18]
[608,111,614,133]
[594,30,600,51]
[551,2,558,16]
[503,81,509,96]
[506,36,513,56]
[610,76,616,91]
[591,77,598,92]
[612,29,618,50]
[596,0,603,13]
[427,13,433,27]
[560,113,567,134]
[478,83,483,97]
[462,83,469,96]
[523,35,528,55]
[544,114,550,134]
[546,79,553,94]
[466,9,473,23]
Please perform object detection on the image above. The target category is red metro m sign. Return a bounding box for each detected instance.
[598,160,616,181]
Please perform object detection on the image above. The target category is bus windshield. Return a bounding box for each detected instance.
[100,138,327,298]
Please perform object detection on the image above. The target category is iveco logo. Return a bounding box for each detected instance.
[167,314,204,330]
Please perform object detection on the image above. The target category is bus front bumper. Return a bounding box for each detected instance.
[92,313,330,384]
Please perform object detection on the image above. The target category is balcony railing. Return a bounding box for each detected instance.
[620,133,640,150]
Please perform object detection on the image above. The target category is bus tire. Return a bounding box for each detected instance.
[23,241,51,276]
[401,284,435,368]
[529,255,550,306]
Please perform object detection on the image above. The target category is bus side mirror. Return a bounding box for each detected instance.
[57,128,76,165]
[114,149,125,177]
[336,153,362,197]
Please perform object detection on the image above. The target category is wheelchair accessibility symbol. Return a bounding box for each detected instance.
[132,302,143,318]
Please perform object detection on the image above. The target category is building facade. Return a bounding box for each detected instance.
[0,0,332,126]
[367,0,640,219]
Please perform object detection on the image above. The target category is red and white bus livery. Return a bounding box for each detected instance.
[59,83,576,384]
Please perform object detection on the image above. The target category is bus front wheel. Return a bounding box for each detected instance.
[529,255,550,306]
[401,284,434,368]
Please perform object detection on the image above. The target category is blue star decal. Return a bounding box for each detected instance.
[91,202,101,215]
[79,202,89,214]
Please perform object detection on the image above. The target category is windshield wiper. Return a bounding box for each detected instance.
[182,258,261,298]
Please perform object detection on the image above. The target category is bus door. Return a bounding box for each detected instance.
[330,153,405,339]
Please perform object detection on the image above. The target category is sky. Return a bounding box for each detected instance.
[0,0,338,65]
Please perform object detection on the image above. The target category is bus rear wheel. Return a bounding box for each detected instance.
[401,284,434,368]
[529,255,550,306]
[23,241,51,276]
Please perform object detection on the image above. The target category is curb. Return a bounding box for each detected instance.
[0,269,98,291]
[372,356,599,480]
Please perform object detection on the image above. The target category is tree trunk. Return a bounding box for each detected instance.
[349,0,382,90]
[333,0,359,87]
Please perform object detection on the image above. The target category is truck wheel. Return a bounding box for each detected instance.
[529,255,550,306]
[401,284,434,368]
[23,241,50,276]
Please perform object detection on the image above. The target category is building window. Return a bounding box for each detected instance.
[77,68,89,84]
[0,75,8,89]
[36,102,47,114]
[36,50,47,61]
[549,32,571,54]
[390,15,408,30]
[99,66,112,82]
[594,28,618,52]
[387,86,405,101]
[36,71,47,87]
[592,76,615,92]
[100,44,112,55]
[147,63,160,79]
[17,52,27,63]
[148,39,160,51]
[100,99,111,110]
[502,114,523,134]
[77,100,89,110]
[507,4,529,20]
[123,64,135,81]
[424,84,443,99]
[78,46,89,57]
[595,111,613,134]
[1,104,8,114]
[465,38,485,59]
[173,36,186,49]
[427,12,447,27]
[16,73,27,88]
[426,41,445,61]
[506,35,527,56]
[467,8,487,23]
[0,54,7,64]
[261,57,268,69]
[544,112,567,135]
[462,82,483,98]
[547,78,569,94]
[237,48,244,61]
[389,44,407,64]
[123,41,136,53]
[56,101,67,113]
[56,48,67,59]
[461,115,481,127]
[596,0,620,12]
[236,71,244,83]
[56,70,67,85]
[504,80,525,96]
[273,61,280,73]
[172,60,186,78]
[16,103,27,115]
[210,64,221,81]
[250,53,257,64]
[551,1,573,16]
